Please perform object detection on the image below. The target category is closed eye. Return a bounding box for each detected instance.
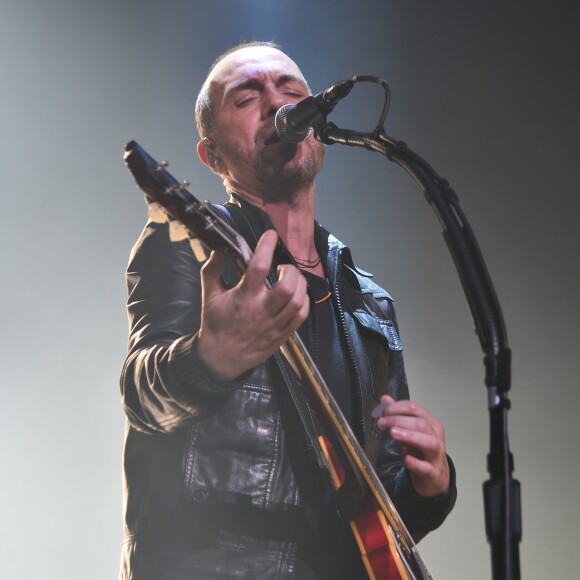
[236,96,256,107]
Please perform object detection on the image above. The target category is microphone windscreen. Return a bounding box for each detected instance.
[274,104,312,144]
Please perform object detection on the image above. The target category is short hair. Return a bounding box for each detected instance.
[195,41,282,140]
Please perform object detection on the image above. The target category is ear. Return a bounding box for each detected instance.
[197,139,222,174]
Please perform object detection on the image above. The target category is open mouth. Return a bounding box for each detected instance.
[257,126,299,155]
[263,131,282,146]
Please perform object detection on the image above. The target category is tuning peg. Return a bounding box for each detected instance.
[168,219,189,242]
[147,201,167,224]
[155,160,169,173]
[189,238,208,262]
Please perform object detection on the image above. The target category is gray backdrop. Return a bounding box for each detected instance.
[1,0,578,578]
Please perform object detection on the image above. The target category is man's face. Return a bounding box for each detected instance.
[204,47,325,203]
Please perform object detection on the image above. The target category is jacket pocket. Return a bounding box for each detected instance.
[182,366,298,510]
[351,309,404,351]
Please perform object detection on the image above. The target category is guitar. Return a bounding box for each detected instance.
[124,140,434,580]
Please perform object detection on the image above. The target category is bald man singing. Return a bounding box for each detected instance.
[119,42,456,579]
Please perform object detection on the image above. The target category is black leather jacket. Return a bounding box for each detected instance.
[119,197,456,578]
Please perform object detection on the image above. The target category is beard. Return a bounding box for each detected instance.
[253,127,325,203]
[214,125,325,205]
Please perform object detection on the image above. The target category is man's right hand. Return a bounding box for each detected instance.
[196,230,309,381]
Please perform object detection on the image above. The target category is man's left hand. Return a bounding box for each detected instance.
[375,395,450,497]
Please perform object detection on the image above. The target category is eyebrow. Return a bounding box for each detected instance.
[223,74,306,103]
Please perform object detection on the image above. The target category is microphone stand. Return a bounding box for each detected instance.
[314,123,522,580]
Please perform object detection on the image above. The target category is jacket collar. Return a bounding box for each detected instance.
[226,194,374,291]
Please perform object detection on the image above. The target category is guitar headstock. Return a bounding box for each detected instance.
[124,140,251,265]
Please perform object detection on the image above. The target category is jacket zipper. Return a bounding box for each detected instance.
[332,248,367,446]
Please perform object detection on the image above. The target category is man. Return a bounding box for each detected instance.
[120,41,456,579]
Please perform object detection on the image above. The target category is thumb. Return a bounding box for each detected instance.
[239,230,278,295]
[200,250,225,301]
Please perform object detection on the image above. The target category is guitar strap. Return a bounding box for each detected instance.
[211,203,329,473]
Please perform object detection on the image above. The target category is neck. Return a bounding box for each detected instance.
[229,183,325,277]
[229,184,317,259]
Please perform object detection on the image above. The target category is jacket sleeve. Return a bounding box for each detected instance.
[374,304,457,542]
[119,222,242,435]
[381,447,457,543]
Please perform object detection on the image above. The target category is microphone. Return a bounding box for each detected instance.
[275,78,355,143]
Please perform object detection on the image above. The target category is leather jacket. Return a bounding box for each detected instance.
[119,197,456,578]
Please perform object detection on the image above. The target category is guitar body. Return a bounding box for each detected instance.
[318,435,406,580]
[124,140,435,580]
[351,511,406,580]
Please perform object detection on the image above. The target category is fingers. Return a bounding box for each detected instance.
[198,231,310,381]
[378,395,436,421]
[376,396,444,450]
[268,264,309,327]
[375,395,450,496]
[239,231,309,328]
[239,230,279,295]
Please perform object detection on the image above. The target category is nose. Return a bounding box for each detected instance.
[262,85,287,119]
